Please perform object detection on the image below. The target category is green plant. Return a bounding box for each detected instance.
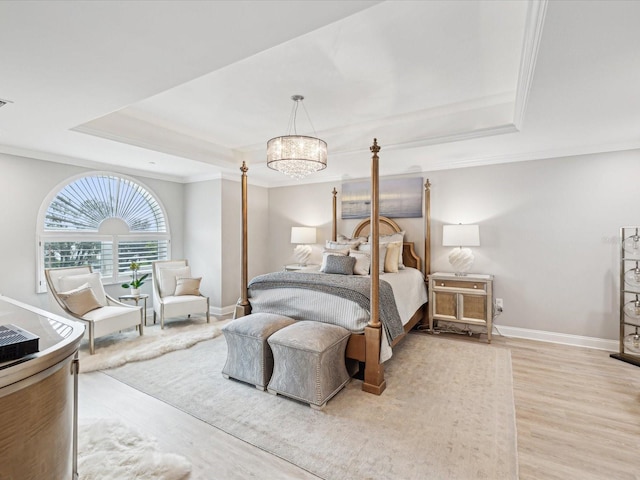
[121,261,149,289]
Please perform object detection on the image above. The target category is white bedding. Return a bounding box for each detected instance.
[248,267,428,362]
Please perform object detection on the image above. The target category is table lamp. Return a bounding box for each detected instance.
[442,224,480,276]
[291,226,316,266]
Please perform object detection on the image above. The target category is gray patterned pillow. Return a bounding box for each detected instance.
[321,254,356,275]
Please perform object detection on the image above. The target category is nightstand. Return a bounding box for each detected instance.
[284,264,318,271]
[428,272,494,343]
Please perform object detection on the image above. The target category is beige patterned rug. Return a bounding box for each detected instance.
[106,332,518,480]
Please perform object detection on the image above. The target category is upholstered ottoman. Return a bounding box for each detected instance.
[221,312,296,390]
[267,321,351,409]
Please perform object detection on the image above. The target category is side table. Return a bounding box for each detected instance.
[284,264,318,272]
[428,272,494,343]
[118,293,150,326]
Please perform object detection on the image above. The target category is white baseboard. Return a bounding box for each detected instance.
[494,325,618,352]
[211,304,235,316]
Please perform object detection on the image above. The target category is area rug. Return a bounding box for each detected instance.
[106,333,518,480]
[79,318,221,373]
[78,418,191,480]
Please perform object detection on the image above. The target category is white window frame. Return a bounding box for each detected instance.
[36,172,171,293]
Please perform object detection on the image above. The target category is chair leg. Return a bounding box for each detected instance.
[89,322,95,355]
[206,298,210,323]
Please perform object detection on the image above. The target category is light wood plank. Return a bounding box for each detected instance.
[429,331,640,480]
[79,330,640,479]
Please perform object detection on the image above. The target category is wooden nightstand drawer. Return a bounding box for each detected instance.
[433,279,487,291]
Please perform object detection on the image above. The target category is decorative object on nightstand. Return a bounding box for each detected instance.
[611,226,640,366]
[291,226,316,266]
[284,263,318,272]
[442,224,480,276]
[428,272,494,343]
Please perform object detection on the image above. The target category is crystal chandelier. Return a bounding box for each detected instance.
[267,95,327,179]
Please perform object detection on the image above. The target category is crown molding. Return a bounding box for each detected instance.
[513,0,548,130]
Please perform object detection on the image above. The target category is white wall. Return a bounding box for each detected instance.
[266,149,640,341]
[4,147,639,341]
[0,153,184,311]
[226,177,269,306]
[184,176,269,312]
[184,179,222,308]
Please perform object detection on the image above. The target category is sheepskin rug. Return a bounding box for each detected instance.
[79,319,221,373]
[78,418,191,480]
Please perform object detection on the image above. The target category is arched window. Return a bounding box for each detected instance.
[37,173,170,292]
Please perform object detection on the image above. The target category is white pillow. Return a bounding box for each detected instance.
[349,250,371,275]
[337,233,367,244]
[58,272,107,306]
[372,231,405,244]
[158,266,191,297]
[325,241,357,250]
[356,243,387,274]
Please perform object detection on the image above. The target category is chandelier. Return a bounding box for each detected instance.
[267,95,327,179]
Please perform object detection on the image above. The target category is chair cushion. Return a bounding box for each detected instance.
[57,283,102,316]
[58,272,107,306]
[158,266,191,297]
[82,305,142,338]
[174,277,201,296]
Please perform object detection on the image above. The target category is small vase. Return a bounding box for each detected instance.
[131,288,140,296]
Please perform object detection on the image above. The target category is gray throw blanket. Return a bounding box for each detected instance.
[248,271,404,344]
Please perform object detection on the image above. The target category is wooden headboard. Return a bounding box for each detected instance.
[351,216,421,271]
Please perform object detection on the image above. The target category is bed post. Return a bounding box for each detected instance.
[363,139,386,395]
[424,179,431,276]
[234,161,251,319]
[331,187,338,242]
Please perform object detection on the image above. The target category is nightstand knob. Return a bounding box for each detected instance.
[440,282,445,286]
[473,284,478,289]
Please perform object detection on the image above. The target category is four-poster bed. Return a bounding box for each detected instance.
[237,140,432,394]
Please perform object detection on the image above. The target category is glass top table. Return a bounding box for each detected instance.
[0,294,85,389]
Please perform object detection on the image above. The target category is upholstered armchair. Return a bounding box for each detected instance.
[45,266,143,354]
[152,260,210,329]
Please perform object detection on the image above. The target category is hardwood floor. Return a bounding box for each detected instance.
[499,335,640,480]
[78,332,640,480]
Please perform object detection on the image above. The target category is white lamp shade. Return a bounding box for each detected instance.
[291,226,316,244]
[442,224,480,247]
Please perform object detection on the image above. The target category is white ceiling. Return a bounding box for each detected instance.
[1,0,639,187]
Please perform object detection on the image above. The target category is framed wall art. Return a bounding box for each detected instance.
[341,177,423,219]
